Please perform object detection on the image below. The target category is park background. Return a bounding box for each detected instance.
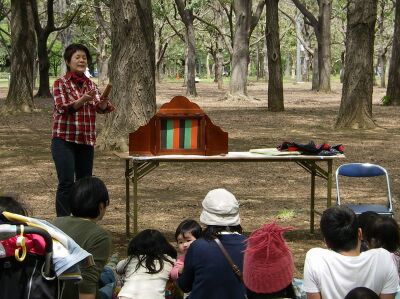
[1,0,400,276]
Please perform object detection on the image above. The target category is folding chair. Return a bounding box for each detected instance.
[336,163,393,216]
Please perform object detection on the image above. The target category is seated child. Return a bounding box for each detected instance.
[357,211,379,252]
[116,229,177,299]
[170,219,202,280]
[364,215,400,275]
[345,287,379,299]
[243,222,297,299]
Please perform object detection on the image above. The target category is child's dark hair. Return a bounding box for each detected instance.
[344,287,379,299]
[0,196,27,215]
[63,43,92,71]
[69,176,109,218]
[358,211,379,239]
[124,229,177,275]
[203,225,243,241]
[174,219,202,241]
[364,215,400,252]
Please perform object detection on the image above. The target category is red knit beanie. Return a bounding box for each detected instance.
[243,223,294,294]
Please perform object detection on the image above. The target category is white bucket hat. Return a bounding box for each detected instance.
[200,188,240,226]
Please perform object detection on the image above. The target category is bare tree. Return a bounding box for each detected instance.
[386,0,400,105]
[228,0,264,99]
[56,0,73,76]
[266,0,284,111]
[30,0,81,98]
[291,0,332,92]
[5,0,36,112]
[336,0,377,129]
[97,0,156,150]
[175,0,197,96]
[93,0,110,86]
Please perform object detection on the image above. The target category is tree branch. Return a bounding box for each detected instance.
[193,13,233,54]
[280,8,314,54]
[291,0,318,27]
[93,0,111,39]
[54,5,82,32]
[250,0,265,35]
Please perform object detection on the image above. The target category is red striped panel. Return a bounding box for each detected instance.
[173,119,180,149]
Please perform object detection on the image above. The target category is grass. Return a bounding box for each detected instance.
[276,209,296,220]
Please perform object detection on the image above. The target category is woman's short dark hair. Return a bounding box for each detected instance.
[63,43,92,71]
[69,176,109,218]
[202,225,243,241]
[124,229,177,275]
[0,196,27,215]
[174,219,202,241]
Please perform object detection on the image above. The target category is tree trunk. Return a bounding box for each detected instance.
[97,0,156,150]
[216,49,224,90]
[317,0,332,92]
[256,42,260,81]
[312,47,319,90]
[57,0,72,76]
[96,25,109,86]
[386,0,400,105]
[379,53,386,88]
[5,0,36,112]
[266,0,284,111]
[295,14,302,82]
[229,0,251,98]
[340,50,345,83]
[36,32,52,98]
[175,0,197,96]
[303,46,310,81]
[336,0,377,129]
[185,23,197,96]
[263,38,268,82]
[215,6,224,89]
[284,54,290,77]
[206,53,210,79]
[93,1,109,86]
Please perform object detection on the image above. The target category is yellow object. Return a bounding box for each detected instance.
[15,225,27,262]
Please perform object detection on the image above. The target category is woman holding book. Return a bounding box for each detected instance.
[51,43,114,216]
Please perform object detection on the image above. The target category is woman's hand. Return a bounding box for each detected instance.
[97,98,109,110]
[72,89,96,110]
[82,89,96,102]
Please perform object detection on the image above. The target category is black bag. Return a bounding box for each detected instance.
[0,255,59,299]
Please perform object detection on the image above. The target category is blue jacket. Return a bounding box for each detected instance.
[177,234,247,299]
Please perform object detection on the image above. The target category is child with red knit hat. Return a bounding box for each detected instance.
[243,223,297,299]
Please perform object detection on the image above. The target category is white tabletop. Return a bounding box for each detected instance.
[115,149,345,162]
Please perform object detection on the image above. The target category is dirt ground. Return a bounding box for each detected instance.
[1,79,400,278]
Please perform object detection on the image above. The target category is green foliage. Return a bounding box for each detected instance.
[186,0,207,11]
[381,95,391,106]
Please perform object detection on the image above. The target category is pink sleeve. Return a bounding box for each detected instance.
[170,255,185,281]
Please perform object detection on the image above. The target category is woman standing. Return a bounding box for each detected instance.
[177,188,247,299]
[51,43,114,216]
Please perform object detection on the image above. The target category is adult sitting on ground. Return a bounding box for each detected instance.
[243,222,296,299]
[177,188,247,299]
[303,206,399,299]
[53,176,112,299]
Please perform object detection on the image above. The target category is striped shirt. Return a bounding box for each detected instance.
[52,73,113,146]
